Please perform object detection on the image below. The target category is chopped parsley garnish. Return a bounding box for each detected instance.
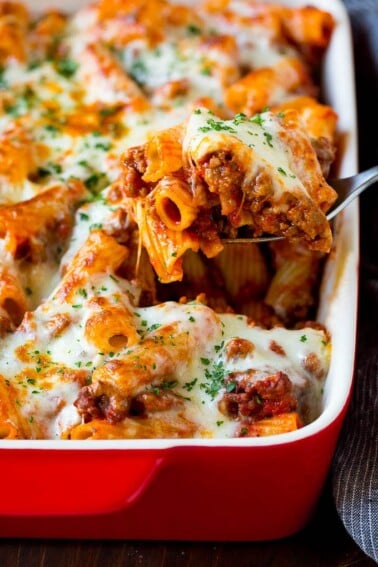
[300,334,308,343]
[5,86,36,116]
[95,141,112,151]
[233,113,247,125]
[200,360,227,399]
[146,323,162,333]
[89,223,103,231]
[187,24,201,35]
[0,66,7,89]
[277,167,296,179]
[199,118,237,134]
[263,131,274,147]
[84,172,110,194]
[37,162,62,178]
[44,124,60,135]
[161,380,178,390]
[226,381,236,393]
[148,380,178,395]
[129,58,148,85]
[55,58,78,78]
[183,378,198,392]
[249,113,265,126]
[200,66,212,76]
[99,106,119,118]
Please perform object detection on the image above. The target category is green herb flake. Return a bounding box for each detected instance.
[263,131,274,147]
[44,124,60,134]
[249,113,265,126]
[183,377,198,392]
[199,118,236,134]
[147,323,161,333]
[233,113,247,125]
[187,24,201,35]
[200,360,227,400]
[161,380,178,390]
[0,66,7,89]
[226,381,236,393]
[55,58,78,78]
[95,141,112,151]
[89,223,103,231]
[84,172,109,194]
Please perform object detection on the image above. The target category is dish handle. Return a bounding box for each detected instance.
[0,448,165,516]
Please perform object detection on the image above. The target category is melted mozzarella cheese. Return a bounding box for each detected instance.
[0,287,330,439]
[184,108,307,197]
[0,271,139,438]
[0,1,332,440]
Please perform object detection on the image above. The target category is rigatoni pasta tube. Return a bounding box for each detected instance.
[65,414,197,439]
[213,243,270,301]
[265,249,321,323]
[142,126,184,183]
[154,175,198,231]
[75,325,193,422]
[85,296,139,353]
[55,230,129,304]
[240,412,303,437]
[274,96,338,142]
[282,6,335,55]
[132,198,199,283]
[224,56,314,116]
[0,376,24,439]
[0,1,29,63]
[0,269,27,327]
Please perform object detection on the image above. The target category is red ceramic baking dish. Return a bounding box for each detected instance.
[0,0,358,540]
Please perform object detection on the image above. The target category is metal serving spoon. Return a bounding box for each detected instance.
[222,165,378,244]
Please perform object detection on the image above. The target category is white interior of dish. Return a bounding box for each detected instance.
[1,0,358,450]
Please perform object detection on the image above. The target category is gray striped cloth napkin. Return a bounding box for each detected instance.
[332,1,378,563]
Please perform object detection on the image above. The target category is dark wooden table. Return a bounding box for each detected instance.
[0,2,376,564]
[0,477,375,566]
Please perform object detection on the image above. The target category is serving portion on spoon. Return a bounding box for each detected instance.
[222,165,378,244]
[114,106,377,283]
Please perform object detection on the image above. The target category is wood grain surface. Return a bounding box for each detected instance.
[0,2,376,564]
[0,477,376,567]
